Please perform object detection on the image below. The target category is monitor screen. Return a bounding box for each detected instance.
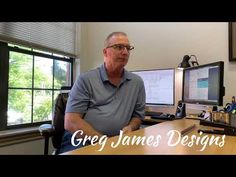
[182,61,225,106]
[132,68,175,105]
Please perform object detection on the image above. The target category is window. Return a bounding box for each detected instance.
[0,42,74,130]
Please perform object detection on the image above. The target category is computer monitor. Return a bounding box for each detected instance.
[182,61,225,106]
[132,68,175,106]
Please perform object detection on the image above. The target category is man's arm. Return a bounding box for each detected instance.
[122,76,146,134]
[122,117,142,134]
[65,112,103,138]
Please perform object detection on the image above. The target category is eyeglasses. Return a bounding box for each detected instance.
[106,44,134,51]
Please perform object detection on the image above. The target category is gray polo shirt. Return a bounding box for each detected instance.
[66,63,145,136]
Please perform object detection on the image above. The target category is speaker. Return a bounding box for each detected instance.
[175,100,186,118]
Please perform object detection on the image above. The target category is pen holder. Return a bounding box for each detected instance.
[211,112,236,125]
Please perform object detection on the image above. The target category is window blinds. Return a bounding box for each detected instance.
[0,22,76,57]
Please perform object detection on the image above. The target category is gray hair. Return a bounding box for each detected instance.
[104,32,127,47]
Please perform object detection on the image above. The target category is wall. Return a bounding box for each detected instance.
[79,22,236,113]
[0,138,54,155]
[74,23,81,81]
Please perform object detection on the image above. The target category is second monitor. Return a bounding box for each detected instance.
[182,61,225,106]
[132,68,175,106]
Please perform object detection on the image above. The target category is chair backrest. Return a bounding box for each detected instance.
[52,92,69,149]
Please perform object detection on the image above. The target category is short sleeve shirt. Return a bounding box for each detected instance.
[65,63,146,136]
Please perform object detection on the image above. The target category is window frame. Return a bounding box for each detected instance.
[0,41,74,130]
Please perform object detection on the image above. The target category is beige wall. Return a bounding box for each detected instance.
[78,22,236,113]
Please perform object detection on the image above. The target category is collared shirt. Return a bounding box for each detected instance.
[66,63,145,136]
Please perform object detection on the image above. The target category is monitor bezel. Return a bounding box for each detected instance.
[182,61,225,106]
[132,68,175,106]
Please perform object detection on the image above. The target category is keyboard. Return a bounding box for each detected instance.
[151,113,175,120]
[145,111,163,116]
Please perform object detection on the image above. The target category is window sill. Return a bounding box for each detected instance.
[0,126,42,147]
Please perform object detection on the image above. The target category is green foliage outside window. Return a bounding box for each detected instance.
[8,51,68,125]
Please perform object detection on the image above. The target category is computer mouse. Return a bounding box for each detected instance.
[168,114,175,119]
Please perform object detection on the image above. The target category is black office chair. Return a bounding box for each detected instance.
[39,87,70,155]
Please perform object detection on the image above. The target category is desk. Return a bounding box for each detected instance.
[141,116,168,125]
[62,119,236,155]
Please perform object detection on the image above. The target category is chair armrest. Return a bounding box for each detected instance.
[39,124,54,137]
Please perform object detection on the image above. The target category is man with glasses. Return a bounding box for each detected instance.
[60,32,145,153]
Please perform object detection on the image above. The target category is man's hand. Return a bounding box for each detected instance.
[122,125,132,134]
[122,117,142,134]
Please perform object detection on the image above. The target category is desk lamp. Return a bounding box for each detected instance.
[178,55,199,70]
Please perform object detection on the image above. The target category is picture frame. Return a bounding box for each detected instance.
[229,22,236,61]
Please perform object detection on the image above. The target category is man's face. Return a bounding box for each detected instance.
[103,34,133,69]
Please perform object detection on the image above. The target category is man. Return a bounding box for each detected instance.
[60,32,146,153]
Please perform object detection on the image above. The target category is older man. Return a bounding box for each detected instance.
[60,32,146,153]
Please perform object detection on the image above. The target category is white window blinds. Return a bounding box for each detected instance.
[0,22,76,57]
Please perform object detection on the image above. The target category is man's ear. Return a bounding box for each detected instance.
[103,48,109,57]
[103,48,107,56]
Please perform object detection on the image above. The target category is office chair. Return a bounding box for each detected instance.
[39,87,70,155]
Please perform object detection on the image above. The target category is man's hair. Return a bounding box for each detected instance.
[104,32,127,47]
